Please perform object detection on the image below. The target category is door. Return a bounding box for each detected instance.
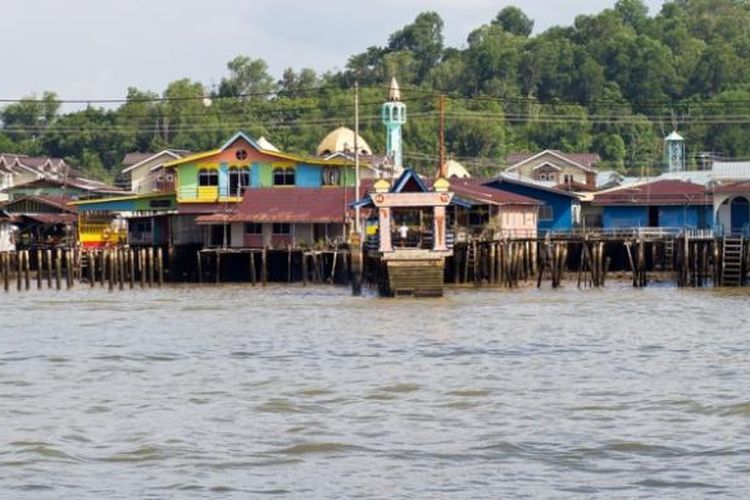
[730,197,749,234]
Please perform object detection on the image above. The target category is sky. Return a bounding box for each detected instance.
[1,0,665,108]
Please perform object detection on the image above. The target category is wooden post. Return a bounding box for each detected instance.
[108,250,114,292]
[36,249,43,290]
[351,246,362,296]
[65,249,73,289]
[147,247,155,287]
[301,252,308,287]
[15,252,22,292]
[23,250,30,291]
[197,251,203,284]
[261,247,268,286]
[287,245,292,283]
[139,249,146,288]
[128,249,135,289]
[2,253,9,292]
[215,251,221,284]
[55,249,62,290]
[89,251,96,287]
[118,249,125,291]
[156,247,164,287]
[250,251,257,286]
[46,249,53,289]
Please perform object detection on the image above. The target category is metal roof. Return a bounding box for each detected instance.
[593,180,712,206]
[711,161,750,181]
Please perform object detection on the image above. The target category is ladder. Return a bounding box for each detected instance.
[721,236,744,287]
[464,241,478,283]
[664,238,674,271]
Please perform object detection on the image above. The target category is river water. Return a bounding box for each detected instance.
[1,284,749,499]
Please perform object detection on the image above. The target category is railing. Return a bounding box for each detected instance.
[546,227,717,240]
[364,230,455,252]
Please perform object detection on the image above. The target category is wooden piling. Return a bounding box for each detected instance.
[55,249,62,290]
[156,247,163,287]
[147,247,155,287]
[249,251,257,286]
[301,252,308,286]
[46,249,53,289]
[2,253,9,292]
[261,247,268,286]
[129,249,135,289]
[36,249,43,290]
[23,250,30,290]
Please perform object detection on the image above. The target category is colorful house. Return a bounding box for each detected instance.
[592,180,712,230]
[484,175,581,233]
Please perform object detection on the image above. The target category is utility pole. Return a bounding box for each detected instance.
[438,94,446,178]
[354,81,361,234]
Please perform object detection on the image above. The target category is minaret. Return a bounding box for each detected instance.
[382,76,406,174]
[664,130,685,172]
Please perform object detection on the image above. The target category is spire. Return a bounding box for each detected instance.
[388,76,401,102]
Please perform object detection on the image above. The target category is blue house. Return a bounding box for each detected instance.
[483,175,581,232]
[592,180,712,230]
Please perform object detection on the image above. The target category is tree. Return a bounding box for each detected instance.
[1,91,60,141]
[388,12,445,82]
[218,56,277,98]
[493,6,534,37]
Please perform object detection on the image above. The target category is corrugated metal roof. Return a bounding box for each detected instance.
[195,187,361,224]
[711,161,750,181]
[506,150,601,169]
[451,179,541,206]
[593,180,712,206]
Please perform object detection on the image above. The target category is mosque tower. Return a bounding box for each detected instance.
[382,76,406,174]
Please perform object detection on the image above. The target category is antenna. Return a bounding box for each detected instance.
[438,94,446,178]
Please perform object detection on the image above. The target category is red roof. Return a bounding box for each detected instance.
[713,181,750,194]
[450,178,541,206]
[22,213,77,225]
[594,180,712,206]
[195,187,360,224]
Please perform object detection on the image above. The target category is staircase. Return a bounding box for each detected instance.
[721,236,744,286]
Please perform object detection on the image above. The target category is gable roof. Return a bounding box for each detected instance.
[392,168,430,193]
[2,195,77,214]
[492,173,581,199]
[122,149,189,174]
[164,131,350,168]
[506,150,600,173]
[593,180,712,206]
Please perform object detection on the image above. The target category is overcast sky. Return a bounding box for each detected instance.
[2,0,665,107]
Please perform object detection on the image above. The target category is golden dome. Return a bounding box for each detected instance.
[316,127,372,156]
[443,159,471,179]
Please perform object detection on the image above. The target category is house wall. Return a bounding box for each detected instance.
[493,204,538,238]
[0,222,16,251]
[602,206,648,228]
[658,205,710,228]
[486,181,576,232]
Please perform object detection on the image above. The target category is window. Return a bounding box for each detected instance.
[322,167,341,186]
[229,166,251,195]
[244,223,262,234]
[198,168,218,186]
[235,149,248,161]
[273,167,295,186]
[272,223,291,234]
[563,174,574,184]
[539,204,554,221]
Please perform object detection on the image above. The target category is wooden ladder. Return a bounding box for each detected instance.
[721,236,744,287]
[464,241,478,283]
[663,238,674,271]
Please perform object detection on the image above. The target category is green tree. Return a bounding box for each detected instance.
[387,12,445,82]
[492,6,534,37]
[218,56,277,98]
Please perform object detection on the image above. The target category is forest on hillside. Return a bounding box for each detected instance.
[3,0,750,181]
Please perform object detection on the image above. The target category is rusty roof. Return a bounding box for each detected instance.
[195,187,364,224]
[593,180,712,206]
[450,178,541,206]
[712,181,750,194]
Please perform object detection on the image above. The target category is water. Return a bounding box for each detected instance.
[1,284,749,499]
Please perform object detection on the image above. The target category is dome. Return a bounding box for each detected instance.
[316,127,372,156]
[257,136,280,152]
[443,159,471,179]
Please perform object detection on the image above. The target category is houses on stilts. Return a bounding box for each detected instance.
[4,83,750,292]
